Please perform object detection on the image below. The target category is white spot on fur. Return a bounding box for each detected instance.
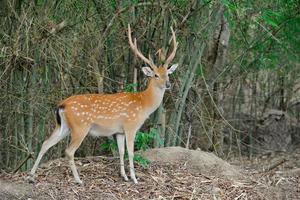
[120,113,129,118]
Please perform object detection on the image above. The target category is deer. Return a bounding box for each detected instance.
[27,24,178,185]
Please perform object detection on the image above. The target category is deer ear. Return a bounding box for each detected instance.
[167,64,178,74]
[142,67,154,77]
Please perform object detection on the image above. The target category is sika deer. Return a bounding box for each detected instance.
[28,24,178,184]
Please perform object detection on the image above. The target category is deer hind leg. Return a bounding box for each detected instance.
[30,122,69,177]
[125,130,138,184]
[116,134,128,181]
[65,128,88,185]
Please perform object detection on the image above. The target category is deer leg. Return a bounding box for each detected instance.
[30,123,69,177]
[65,129,88,185]
[116,134,128,181]
[125,131,138,184]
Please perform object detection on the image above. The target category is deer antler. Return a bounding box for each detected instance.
[164,27,178,68]
[128,24,157,70]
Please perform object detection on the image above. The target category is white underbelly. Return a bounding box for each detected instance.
[88,124,123,137]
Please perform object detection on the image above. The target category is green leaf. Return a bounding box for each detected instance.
[131,0,139,5]
[196,65,204,77]
[125,83,139,93]
[109,0,117,10]
[261,10,281,27]
[222,0,238,11]
[100,138,117,152]
[134,154,150,168]
[135,129,162,151]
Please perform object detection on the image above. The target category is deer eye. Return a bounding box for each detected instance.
[154,74,159,79]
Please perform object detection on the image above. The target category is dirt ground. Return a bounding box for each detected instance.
[0,147,299,200]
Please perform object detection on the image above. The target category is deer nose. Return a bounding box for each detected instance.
[166,81,171,89]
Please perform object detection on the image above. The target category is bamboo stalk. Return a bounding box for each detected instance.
[173,44,205,146]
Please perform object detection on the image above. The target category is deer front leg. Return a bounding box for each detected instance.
[125,131,138,184]
[116,134,128,181]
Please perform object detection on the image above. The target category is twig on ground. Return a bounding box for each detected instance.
[262,158,287,173]
[13,152,34,173]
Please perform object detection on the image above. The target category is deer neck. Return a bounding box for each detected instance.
[140,78,165,115]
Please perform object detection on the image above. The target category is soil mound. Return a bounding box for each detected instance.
[141,146,241,179]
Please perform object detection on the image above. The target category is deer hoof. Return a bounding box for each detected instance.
[25,174,36,184]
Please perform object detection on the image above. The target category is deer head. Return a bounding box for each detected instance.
[128,24,178,90]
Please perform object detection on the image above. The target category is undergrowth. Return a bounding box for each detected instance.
[100,128,162,167]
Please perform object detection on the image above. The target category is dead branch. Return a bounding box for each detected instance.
[13,152,34,173]
[263,158,288,173]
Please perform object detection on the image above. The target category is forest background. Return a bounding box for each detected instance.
[0,0,299,171]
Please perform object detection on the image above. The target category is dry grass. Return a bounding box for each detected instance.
[2,154,296,200]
